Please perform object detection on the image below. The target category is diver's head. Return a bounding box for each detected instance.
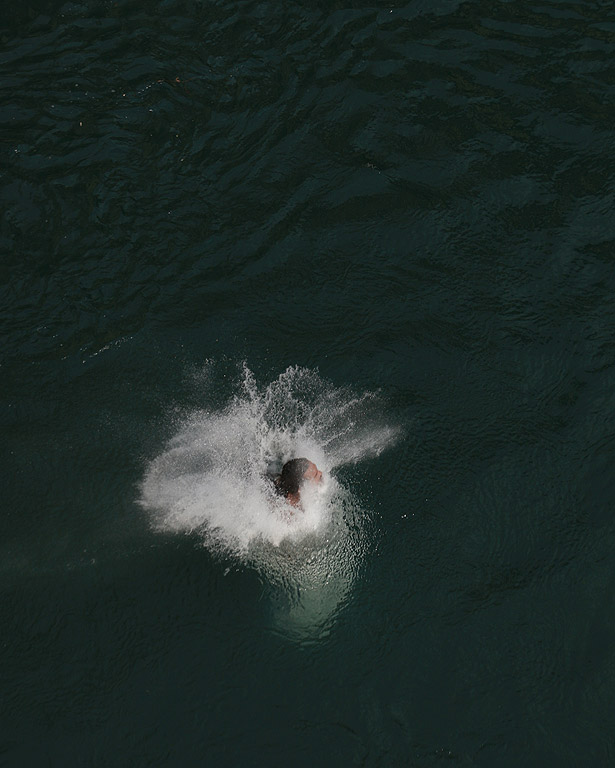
[276,458,323,502]
[301,460,323,484]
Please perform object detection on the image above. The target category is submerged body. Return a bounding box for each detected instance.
[273,458,323,508]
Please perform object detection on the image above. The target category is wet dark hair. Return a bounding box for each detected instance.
[274,458,311,498]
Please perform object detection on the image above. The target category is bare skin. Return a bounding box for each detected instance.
[286,461,323,508]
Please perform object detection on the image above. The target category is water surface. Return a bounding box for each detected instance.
[2,0,615,764]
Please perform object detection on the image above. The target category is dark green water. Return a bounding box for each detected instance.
[2,0,615,764]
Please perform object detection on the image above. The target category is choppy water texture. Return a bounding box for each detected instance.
[2,0,615,764]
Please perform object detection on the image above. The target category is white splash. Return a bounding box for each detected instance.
[139,363,400,639]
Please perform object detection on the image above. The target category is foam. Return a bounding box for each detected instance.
[138,363,400,638]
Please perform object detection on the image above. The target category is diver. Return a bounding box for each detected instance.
[272,458,323,508]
